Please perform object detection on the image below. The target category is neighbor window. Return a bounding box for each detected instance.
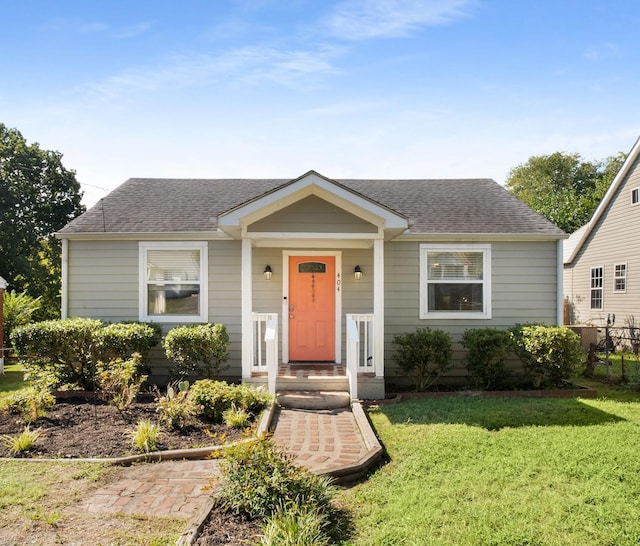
[614,263,627,292]
[139,242,208,322]
[632,187,639,205]
[420,244,491,319]
[590,266,604,310]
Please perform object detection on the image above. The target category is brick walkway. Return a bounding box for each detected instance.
[81,406,373,521]
[271,407,369,475]
[83,459,220,520]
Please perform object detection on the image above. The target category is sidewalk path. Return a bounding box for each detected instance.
[83,459,220,520]
[271,407,370,475]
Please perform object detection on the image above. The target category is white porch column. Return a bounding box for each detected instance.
[241,238,253,379]
[61,239,68,319]
[373,238,384,377]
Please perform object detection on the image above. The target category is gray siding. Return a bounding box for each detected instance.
[384,240,560,382]
[564,154,640,325]
[248,195,378,233]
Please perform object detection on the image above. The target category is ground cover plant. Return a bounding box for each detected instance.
[342,390,640,545]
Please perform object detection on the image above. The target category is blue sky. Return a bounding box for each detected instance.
[2,0,639,207]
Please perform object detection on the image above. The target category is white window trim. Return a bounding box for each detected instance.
[590,265,604,310]
[139,241,209,323]
[631,187,640,206]
[419,243,492,319]
[613,263,627,293]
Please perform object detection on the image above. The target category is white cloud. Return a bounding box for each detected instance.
[325,0,475,40]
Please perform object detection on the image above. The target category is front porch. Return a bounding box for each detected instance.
[245,312,385,400]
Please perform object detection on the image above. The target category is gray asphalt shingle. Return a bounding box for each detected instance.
[58,176,565,237]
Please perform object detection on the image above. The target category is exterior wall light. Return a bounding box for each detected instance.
[354,265,363,281]
[264,265,273,280]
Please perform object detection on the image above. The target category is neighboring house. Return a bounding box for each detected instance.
[564,137,640,327]
[56,170,565,398]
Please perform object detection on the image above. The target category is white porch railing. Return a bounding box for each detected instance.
[251,312,278,395]
[346,313,375,400]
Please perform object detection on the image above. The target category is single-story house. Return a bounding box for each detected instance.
[564,137,640,327]
[56,170,566,398]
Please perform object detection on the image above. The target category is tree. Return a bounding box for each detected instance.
[0,123,85,319]
[505,151,626,233]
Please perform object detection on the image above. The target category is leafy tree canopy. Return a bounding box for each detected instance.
[0,123,85,319]
[505,151,626,233]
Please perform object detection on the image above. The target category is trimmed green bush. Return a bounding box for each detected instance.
[510,324,584,388]
[392,327,453,391]
[11,318,103,390]
[461,328,512,389]
[187,379,271,423]
[163,323,229,379]
[93,321,162,364]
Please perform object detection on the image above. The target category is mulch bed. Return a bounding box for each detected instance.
[193,510,262,545]
[0,394,247,459]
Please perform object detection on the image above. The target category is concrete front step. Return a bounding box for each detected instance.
[276,376,349,392]
[277,390,351,410]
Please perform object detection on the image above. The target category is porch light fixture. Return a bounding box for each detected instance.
[263,265,273,280]
[354,265,363,281]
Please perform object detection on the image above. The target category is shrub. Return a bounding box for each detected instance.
[187,379,271,423]
[163,323,229,379]
[461,328,513,389]
[1,425,42,455]
[129,419,161,453]
[1,387,55,423]
[11,318,104,390]
[155,381,195,430]
[214,436,334,519]
[96,353,148,410]
[93,322,162,364]
[2,290,42,346]
[392,327,453,391]
[510,325,583,388]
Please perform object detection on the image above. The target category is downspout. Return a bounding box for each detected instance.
[557,239,563,326]
[61,238,69,319]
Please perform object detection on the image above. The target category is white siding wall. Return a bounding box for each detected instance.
[564,155,640,325]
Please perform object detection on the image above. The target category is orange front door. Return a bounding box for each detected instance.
[289,256,336,361]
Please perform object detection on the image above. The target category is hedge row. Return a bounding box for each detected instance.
[10,318,229,390]
[393,325,584,391]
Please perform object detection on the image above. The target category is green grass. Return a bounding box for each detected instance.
[0,362,27,403]
[341,390,640,545]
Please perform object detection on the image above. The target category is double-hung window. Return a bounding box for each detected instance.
[420,244,491,319]
[139,242,208,323]
[631,187,639,205]
[614,263,627,293]
[590,266,604,310]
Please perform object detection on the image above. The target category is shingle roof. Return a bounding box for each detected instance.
[57,175,565,237]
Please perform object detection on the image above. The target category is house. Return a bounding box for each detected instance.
[56,171,566,398]
[564,137,640,328]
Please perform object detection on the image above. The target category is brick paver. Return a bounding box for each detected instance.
[82,459,220,520]
[80,406,371,522]
[271,407,369,475]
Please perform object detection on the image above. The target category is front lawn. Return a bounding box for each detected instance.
[342,388,640,545]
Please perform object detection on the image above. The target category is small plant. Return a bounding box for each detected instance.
[129,419,161,453]
[510,324,584,388]
[155,381,195,430]
[96,353,148,410]
[223,404,251,428]
[392,327,453,391]
[163,323,230,379]
[461,328,512,389]
[215,436,334,519]
[2,386,55,423]
[1,425,42,455]
[257,504,330,546]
